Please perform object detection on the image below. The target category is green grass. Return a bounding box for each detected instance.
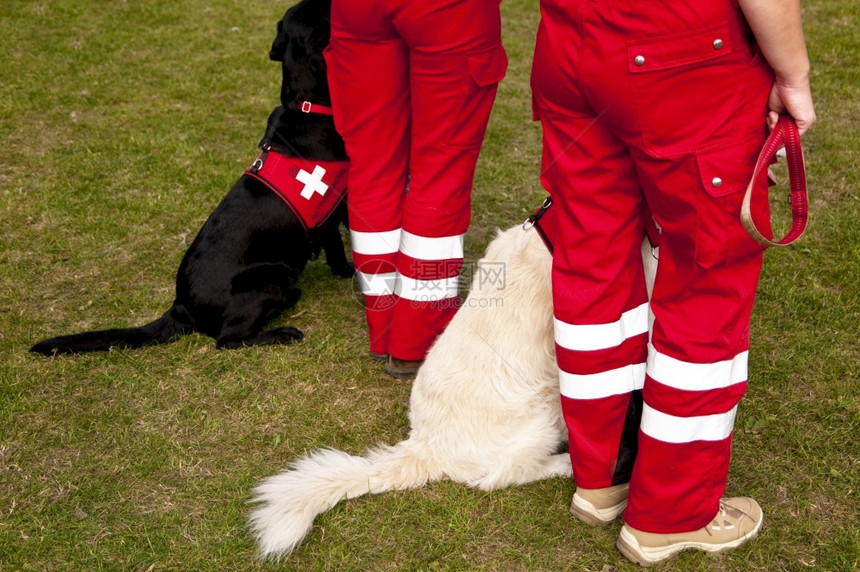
[1,0,857,570]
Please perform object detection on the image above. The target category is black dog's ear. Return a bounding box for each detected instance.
[270,17,287,62]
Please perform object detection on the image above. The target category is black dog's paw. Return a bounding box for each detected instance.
[265,326,305,344]
[330,262,355,279]
[217,327,304,349]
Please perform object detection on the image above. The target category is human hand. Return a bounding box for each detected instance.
[767,74,816,136]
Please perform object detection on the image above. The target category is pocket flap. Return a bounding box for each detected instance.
[628,22,732,73]
[468,45,508,87]
[696,137,762,197]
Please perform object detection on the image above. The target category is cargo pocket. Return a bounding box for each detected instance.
[446,44,508,147]
[693,135,767,268]
[628,21,741,157]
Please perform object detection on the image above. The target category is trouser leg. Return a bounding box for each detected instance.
[531,76,649,488]
[328,0,505,360]
[385,0,506,360]
[625,144,770,532]
[388,47,504,360]
[326,4,410,356]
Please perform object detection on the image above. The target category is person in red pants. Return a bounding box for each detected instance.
[324,0,507,379]
[530,0,815,565]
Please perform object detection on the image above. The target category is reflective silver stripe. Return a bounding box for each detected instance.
[400,230,465,261]
[641,403,738,443]
[647,345,748,391]
[356,271,397,297]
[559,362,646,400]
[350,228,401,256]
[554,302,649,352]
[395,274,459,301]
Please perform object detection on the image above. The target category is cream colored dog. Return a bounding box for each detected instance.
[248,224,658,558]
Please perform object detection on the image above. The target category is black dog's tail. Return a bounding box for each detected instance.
[30,306,191,356]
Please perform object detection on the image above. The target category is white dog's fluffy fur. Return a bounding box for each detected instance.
[248,224,658,558]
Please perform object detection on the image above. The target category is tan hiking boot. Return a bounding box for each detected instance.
[384,356,423,380]
[616,497,764,567]
[570,483,629,526]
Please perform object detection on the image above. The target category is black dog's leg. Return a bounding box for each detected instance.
[216,289,304,349]
[319,203,354,278]
[215,264,304,349]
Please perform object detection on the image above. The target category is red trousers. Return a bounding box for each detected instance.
[325,0,507,360]
[531,0,775,533]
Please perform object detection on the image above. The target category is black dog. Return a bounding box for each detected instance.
[31,0,351,356]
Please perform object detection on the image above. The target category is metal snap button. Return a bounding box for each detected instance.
[712,177,723,188]
[713,39,724,50]
[634,55,646,66]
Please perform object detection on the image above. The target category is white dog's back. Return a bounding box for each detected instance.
[404,226,567,486]
[248,226,570,558]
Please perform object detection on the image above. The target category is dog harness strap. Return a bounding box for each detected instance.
[525,196,659,255]
[524,196,556,253]
[740,114,809,247]
[300,101,335,116]
[245,147,348,230]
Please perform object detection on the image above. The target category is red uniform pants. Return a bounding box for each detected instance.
[531,0,775,533]
[325,0,507,360]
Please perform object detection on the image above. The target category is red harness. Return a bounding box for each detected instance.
[244,101,347,230]
[246,146,348,231]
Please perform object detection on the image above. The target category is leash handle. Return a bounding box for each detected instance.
[740,114,808,247]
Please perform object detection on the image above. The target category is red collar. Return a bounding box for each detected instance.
[300,101,334,116]
[246,145,348,230]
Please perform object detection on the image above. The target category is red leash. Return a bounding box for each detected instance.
[741,114,809,247]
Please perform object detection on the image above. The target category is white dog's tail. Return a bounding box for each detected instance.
[248,441,435,559]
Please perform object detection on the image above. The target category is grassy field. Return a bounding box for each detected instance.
[1,0,857,570]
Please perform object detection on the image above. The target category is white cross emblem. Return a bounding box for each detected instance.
[296,165,329,200]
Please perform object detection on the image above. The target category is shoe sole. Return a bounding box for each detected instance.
[616,516,764,567]
[570,495,627,527]
[384,364,420,380]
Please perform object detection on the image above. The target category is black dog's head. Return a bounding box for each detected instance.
[270,0,332,111]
